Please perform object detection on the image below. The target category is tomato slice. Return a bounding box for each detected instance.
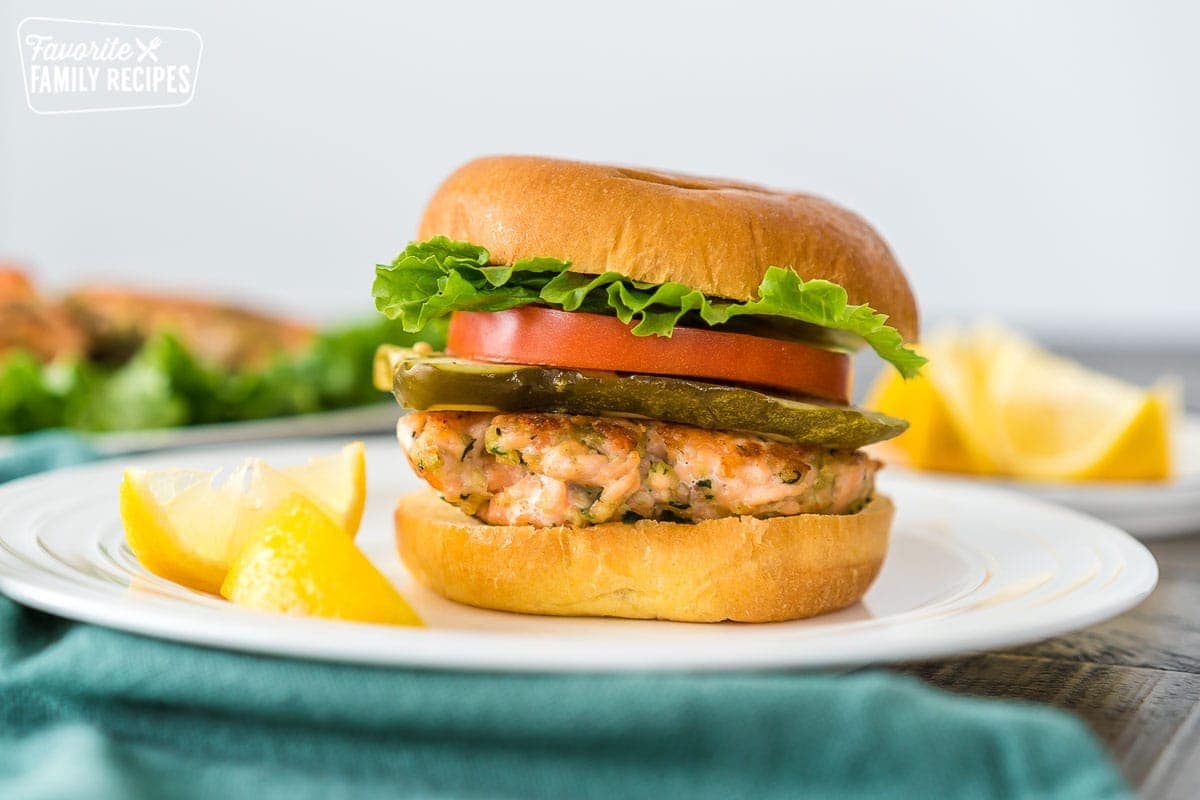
[446,307,851,404]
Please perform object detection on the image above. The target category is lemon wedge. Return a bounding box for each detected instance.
[867,325,1175,481]
[278,441,366,534]
[120,442,366,594]
[221,495,422,626]
[984,334,1175,480]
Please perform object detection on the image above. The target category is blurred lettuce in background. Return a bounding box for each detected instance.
[0,317,446,435]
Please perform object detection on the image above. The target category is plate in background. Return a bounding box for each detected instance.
[887,417,1200,540]
[1013,417,1200,539]
[0,438,1157,672]
[0,404,399,458]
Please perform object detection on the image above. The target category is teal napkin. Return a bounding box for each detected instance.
[0,433,1130,799]
[0,431,100,483]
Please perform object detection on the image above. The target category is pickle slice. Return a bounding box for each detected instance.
[375,347,907,449]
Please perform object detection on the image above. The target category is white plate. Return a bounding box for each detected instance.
[0,438,1157,672]
[0,404,399,458]
[888,417,1200,540]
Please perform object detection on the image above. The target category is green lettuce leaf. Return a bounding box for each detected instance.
[0,316,447,435]
[374,236,925,377]
[0,351,69,434]
[65,336,192,431]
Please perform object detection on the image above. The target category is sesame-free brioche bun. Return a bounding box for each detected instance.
[417,155,918,339]
[394,489,893,623]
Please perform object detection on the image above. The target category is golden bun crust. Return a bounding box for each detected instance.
[394,489,893,623]
[418,155,918,339]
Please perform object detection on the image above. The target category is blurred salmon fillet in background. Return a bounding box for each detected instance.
[0,267,88,362]
[66,286,313,370]
[0,265,313,370]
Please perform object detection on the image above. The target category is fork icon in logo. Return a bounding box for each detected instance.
[135,36,162,63]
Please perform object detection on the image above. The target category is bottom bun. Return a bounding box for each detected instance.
[394,489,893,623]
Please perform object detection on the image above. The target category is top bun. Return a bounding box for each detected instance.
[418,156,918,339]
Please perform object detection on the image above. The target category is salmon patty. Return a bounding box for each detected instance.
[398,411,879,528]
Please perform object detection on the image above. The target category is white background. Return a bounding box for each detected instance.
[1,1,1196,341]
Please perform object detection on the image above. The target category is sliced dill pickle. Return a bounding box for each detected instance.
[376,347,907,449]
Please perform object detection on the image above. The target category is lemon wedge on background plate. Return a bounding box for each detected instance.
[868,339,997,474]
[868,325,1176,481]
[984,334,1175,480]
[120,442,366,594]
[221,494,422,626]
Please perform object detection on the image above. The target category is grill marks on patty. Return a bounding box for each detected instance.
[398,411,879,528]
